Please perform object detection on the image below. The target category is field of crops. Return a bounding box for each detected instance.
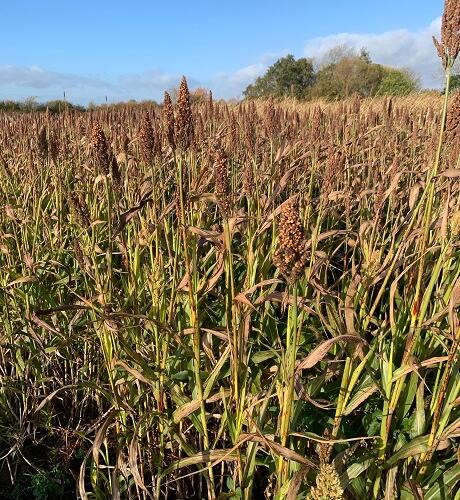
[0,69,460,498]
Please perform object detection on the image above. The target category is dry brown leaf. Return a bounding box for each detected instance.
[439,169,460,178]
[409,182,422,210]
[173,390,230,424]
[240,432,318,469]
[345,274,361,336]
[6,276,38,287]
[296,335,366,372]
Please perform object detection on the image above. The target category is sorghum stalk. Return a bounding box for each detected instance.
[273,198,306,488]
[177,155,216,499]
[373,2,459,493]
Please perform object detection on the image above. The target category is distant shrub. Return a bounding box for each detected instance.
[450,74,460,91]
[43,100,85,113]
[377,69,420,96]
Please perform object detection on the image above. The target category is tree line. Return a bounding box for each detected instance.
[0,98,86,113]
[243,46,431,100]
[0,98,159,114]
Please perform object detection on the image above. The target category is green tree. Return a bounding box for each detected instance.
[243,55,315,99]
[377,68,420,96]
[312,54,386,100]
[311,47,419,100]
[451,74,460,91]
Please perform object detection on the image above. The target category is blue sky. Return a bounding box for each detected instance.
[0,1,445,104]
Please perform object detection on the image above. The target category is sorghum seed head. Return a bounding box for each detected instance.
[37,125,48,159]
[433,0,460,68]
[90,122,121,187]
[243,159,254,195]
[450,210,460,238]
[73,239,86,271]
[214,147,231,217]
[68,190,91,229]
[175,76,194,150]
[208,90,214,116]
[273,198,307,283]
[48,132,60,162]
[446,92,460,145]
[139,113,155,164]
[374,180,385,217]
[318,429,333,465]
[90,122,110,175]
[163,91,175,150]
[308,463,344,500]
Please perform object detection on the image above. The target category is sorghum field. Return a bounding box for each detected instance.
[1,9,460,499]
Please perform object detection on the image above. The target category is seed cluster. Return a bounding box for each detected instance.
[163,91,175,150]
[175,76,194,150]
[205,90,214,120]
[446,92,460,145]
[139,113,155,164]
[90,122,121,186]
[37,126,48,159]
[433,0,460,68]
[214,147,231,217]
[90,122,111,175]
[445,92,460,166]
[273,198,307,283]
[308,463,344,500]
[73,238,86,271]
[68,190,91,229]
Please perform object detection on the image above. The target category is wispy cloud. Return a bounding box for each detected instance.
[213,50,289,99]
[0,65,111,90]
[0,66,196,103]
[118,71,201,92]
[0,65,209,103]
[303,17,443,88]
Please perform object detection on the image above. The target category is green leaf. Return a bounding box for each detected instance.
[384,435,428,468]
[171,370,191,381]
[410,381,425,439]
[343,375,378,416]
[340,455,374,488]
[424,464,460,500]
[251,350,277,364]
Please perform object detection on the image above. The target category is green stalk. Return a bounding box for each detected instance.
[177,156,215,498]
[374,66,453,496]
[277,282,298,487]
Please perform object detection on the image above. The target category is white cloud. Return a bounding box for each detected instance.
[118,71,200,92]
[0,66,200,103]
[213,50,289,99]
[0,65,111,90]
[213,66,265,99]
[303,17,443,88]
[215,63,265,86]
